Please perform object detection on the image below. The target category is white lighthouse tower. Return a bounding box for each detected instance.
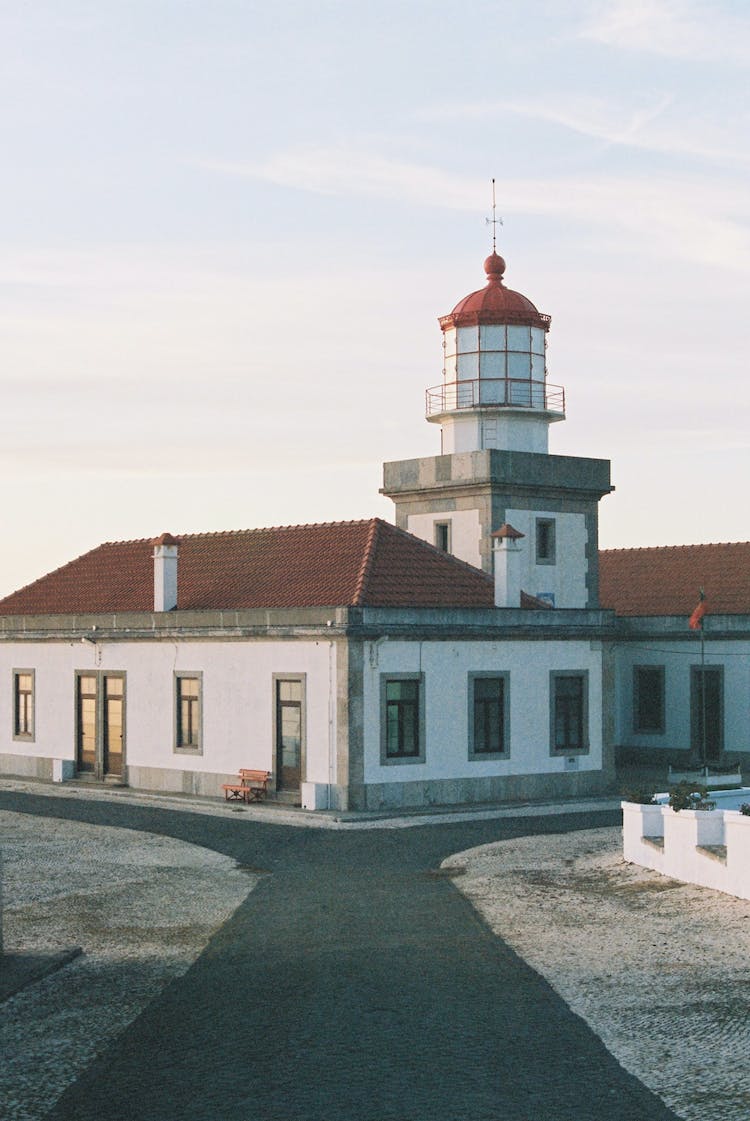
[427,251,565,456]
[382,239,612,606]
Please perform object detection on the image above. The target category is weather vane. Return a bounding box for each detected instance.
[485,177,503,252]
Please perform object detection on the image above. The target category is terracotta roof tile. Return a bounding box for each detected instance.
[0,519,496,615]
[599,542,750,617]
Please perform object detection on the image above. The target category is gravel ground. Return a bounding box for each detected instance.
[445,826,750,1121]
[0,811,255,1121]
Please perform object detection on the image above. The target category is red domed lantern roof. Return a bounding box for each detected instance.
[439,254,551,331]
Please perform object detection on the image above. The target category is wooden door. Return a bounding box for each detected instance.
[691,666,723,763]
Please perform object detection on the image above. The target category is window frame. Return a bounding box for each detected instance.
[535,518,556,566]
[434,521,452,554]
[468,672,510,760]
[632,664,666,735]
[379,673,426,766]
[13,668,35,741]
[174,671,203,755]
[549,670,589,755]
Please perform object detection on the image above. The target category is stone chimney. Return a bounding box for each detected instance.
[153,533,180,612]
[491,523,524,607]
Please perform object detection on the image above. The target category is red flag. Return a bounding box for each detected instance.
[689,589,707,630]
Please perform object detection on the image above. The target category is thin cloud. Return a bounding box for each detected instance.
[200,151,481,211]
[420,94,749,168]
[202,148,750,273]
[577,0,750,63]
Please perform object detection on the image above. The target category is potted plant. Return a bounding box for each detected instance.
[668,782,716,813]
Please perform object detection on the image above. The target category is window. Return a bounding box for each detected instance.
[380,674,425,764]
[536,518,556,565]
[633,666,665,734]
[13,670,34,740]
[469,673,509,759]
[175,673,202,753]
[434,521,451,553]
[550,672,588,754]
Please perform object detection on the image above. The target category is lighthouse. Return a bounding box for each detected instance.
[428,251,564,456]
[382,242,612,606]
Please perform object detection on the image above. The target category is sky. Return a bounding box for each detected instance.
[1,0,749,598]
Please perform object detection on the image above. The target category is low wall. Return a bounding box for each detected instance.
[622,800,750,901]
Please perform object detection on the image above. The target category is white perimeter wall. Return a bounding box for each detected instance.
[614,637,750,754]
[0,638,337,783]
[363,638,603,785]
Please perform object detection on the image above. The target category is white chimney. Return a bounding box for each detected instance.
[491,523,524,608]
[153,533,179,612]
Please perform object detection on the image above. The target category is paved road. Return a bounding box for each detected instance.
[1,792,679,1121]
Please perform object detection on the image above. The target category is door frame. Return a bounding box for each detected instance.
[75,670,127,780]
[690,664,723,763]
[272,673,306,791]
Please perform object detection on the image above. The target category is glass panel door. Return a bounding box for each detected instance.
[276,679,302,790]
[77,675,98,773]
[103,675,124,777]
[77,672,126,778]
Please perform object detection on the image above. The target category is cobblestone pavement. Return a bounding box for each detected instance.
[0,790,679,1121]
[446,828,750,1121]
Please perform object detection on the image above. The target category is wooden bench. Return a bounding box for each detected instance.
[221,769,271,803]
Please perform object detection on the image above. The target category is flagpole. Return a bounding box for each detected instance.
[689,588,708,773]
[700,618,706,772]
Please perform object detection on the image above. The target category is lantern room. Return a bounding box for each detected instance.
[426,252,566,455]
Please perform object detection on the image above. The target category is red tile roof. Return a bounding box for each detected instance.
[0,519,497,615]
[599,543,750,617]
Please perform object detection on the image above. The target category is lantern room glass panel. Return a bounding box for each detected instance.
[479,379,503,404]
[480,324,506,349]
[508,352,531,380]
[457,352,479,380]
[507,325,531,351]
[480,350,505,378]
[531,328,546,355]
[456,326,479,352]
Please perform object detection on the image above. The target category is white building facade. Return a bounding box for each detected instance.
[0,247,745,810]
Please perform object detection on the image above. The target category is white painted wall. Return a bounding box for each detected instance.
[440,413,550,455]
[505,508,588,608]
[0,637,337,784]
[362,637,603,785]
[406,509,482,570]
[622,801,750,901]
[614,636,750,754]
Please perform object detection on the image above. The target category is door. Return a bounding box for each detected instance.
[76,672,126,779]
[691,666,723,763]
[275,678,303,791]
[103,675,124,776]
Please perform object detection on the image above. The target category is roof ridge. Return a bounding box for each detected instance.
[600,541,750,555]
[103,518,375,547]
[352,518,381,606]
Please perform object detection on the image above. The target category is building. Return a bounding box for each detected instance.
[0,248,746,809]
[600,543,750,769]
